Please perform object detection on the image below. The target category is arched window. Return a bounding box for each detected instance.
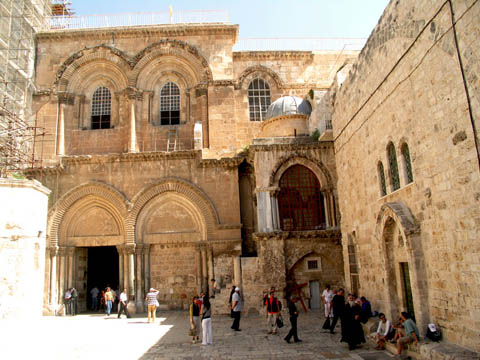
[248,78,271,121]
[377,161,387,196]
[278,165,324,231]
[401,143,413,184]
[387,142,400,191]
[348,233,360,295]
[160,82,180,125]
[91,86,111,129]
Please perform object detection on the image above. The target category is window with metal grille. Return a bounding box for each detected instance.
[91,86,111,129]
[278,165,325,231]
[401,143,413,184]
[248,78,271,121]
[348,236,360,294]
[378,161,387,196]
[307,260,319,270]
[160,82,180,125]
[387,142,400,191]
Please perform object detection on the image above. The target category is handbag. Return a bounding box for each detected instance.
[276,315,284,328]
[322,317,331,330]
[189,327,196,336]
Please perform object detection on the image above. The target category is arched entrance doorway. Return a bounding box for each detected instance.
[377,202,429,332]
[278,165,326,231]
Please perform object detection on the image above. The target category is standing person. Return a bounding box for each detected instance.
[210,279,217,298]
[341,294,365,350]
[117,289,130,319]
[231,287,242,331]
[71,287,78,316]
[266,291,282,335]
[110,288,117,313]
[360,296,372,323]
[396,312,419,356]
[104,287,114,316]
[322,285,334,319]
[99,289,106,312]
[201,296,212,345]
[228,285,236,318]
[145,287,159,323]
[90,286,99,311]
[284,296,302,343]
[330,288,345,334]
[189,296,201,343]
[64,288,72,315]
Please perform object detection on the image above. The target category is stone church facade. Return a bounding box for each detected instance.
[21,0,479,353]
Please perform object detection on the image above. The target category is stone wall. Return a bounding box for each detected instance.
[332,0,480,351]
[0,179,50,319]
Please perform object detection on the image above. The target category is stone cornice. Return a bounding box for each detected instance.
[233,51,314,60]
[260,114,309,131]
[250,141,333,153]
[24,165,65,176]
[199,157,243,169]
[60,150,200,165]
[253,229,341,242]
[37,24,239,42]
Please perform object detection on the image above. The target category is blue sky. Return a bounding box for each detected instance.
[70,0,390,39]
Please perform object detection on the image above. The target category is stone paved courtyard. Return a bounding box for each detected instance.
[1,310,395,359]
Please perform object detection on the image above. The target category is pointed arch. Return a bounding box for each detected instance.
[47,181,129,247]
[237,65,283,90]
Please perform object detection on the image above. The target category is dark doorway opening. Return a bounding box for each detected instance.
[400,262,415,321]
[86,246,119,310]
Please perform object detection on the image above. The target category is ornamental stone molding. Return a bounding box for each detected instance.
[376,201,420,241]
[55,40,213,93]
[127,177,221,244]
[47,181,129,247]
[236,64,283,90]
[268,153,334,189]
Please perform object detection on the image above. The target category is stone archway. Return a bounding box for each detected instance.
[45,182,129,314]
[128,178,219,309]
[376,202,428,333]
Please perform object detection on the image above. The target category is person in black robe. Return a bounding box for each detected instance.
[284,296,302,343]
[330,288,345,334]
[341,294,366,350]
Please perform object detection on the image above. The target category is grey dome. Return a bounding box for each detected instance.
[265,96,312,120]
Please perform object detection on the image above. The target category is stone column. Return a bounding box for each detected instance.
[196,245,202,294]
[322,191,330,228]
[201,246,208,293]
[57,247,67,311]
[143,245,151,296]
[135,245,144,312]
[269,188,280,230]
[123,248,129,292]
[329,191,337,227]
[256,190,273,232]
[125,244,136,314]
[233,256,242,288]
[207,247,214,297]
[49,246,58,306]
[67,247,75,288]
[117,245,124,292]
[57,101,65,155]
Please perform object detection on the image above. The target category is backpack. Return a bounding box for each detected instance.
[426,323,441,342]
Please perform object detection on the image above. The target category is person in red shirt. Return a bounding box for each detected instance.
[265,291,282,334]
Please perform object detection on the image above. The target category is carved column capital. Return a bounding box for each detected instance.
[48,245,59,257]
[57,92,75,105]
[125,243,136,255]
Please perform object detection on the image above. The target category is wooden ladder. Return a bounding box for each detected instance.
[167,128,178,152]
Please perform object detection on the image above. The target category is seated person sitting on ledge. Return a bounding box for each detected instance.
[395,312,419,356]
[375,313,394,350]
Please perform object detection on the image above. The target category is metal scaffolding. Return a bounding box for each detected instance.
[0,0,51,176]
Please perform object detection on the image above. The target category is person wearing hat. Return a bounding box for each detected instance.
[145,287,159,323]
[231,287,242,331]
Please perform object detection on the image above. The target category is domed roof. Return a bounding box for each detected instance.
[265,96,312,120]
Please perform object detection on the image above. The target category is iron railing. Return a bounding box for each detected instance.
[43,10,230,31]
[234,38,366,51]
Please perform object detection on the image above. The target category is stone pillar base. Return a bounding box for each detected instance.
[135,301,144,313]
[127,301,137,314]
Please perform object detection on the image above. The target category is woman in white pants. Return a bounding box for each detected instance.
[200,297,212,345]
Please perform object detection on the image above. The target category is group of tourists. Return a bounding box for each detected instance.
[89,286,130,318]
[322,285,419,355]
